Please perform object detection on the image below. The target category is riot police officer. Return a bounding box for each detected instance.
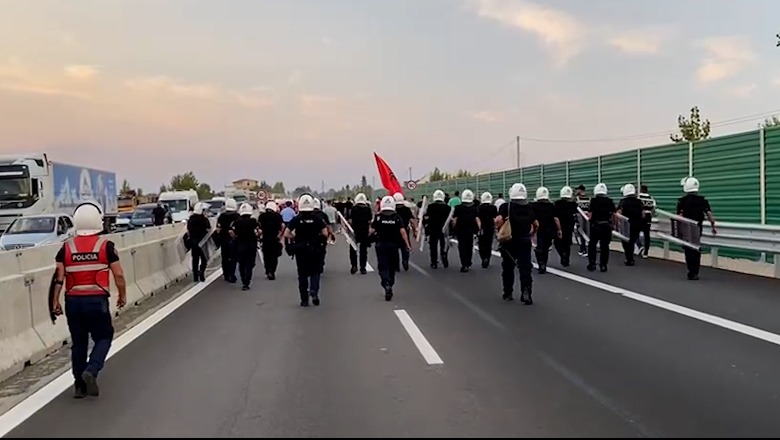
[393,192,415,272]
[496,184,538,304]
[371,196,412,301]
[617,184,644,266]
[349,193,373,275]
[677,177,717,280]
[232,203,260,290]
[532,187,561,274]
[216,198,240,283]
[638,185,656,258]
[477,192,498,268]
[423,189,450,269]
[587,183,616,272]
[575,184,589,257]
[554,186,578,267]
[286,194,329,306]
[187,202,212,282]
[452,189,479,272]
[258,201,284,280]
[51,202,127,398]
[313,198,332,273]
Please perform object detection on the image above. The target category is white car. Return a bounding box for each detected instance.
[0,214,75,251]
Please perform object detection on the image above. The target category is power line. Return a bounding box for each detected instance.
[517,108,780,144]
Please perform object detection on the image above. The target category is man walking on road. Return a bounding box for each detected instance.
[51,201,127,399]
[371,196,412,301]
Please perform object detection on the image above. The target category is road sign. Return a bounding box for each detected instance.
[406,180,417,191]
[257,190,267,201]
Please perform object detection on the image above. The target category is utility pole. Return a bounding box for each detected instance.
[516,136,521,169]
[409,167,412,182]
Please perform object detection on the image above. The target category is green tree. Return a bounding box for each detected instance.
[429,167,447,181]
[196,183,214,200]
[135,188,145,197]
[760,115,780,128]
[293,185,313,197]
[360,175,368,188]
[159,184,168,194]
[454,169,472,178]
[272,181,286,194]
[170,172,199,190]
[671,106,711,143]
[120,179,132,193]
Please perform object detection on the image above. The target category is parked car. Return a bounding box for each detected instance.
[0,214,75,251]
[202,198,226,217]
[114,211,133,231]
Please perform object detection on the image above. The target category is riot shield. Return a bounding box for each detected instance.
[337,211,359,252]
[576,207,590,244]
[442,206,455,252]
[417,196,428,252]
[654,208,702,251]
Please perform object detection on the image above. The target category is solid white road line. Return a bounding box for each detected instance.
[0,269,224,438]
[447,239,780,349]
[394,309,444,365]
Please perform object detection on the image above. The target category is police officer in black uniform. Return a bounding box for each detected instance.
[187,203,212,282]
[286,194,329,306]
[371,196,412,301]
[349,193,373,274]
[232,203,260,290]
[496,183,537,304]
[638,185,656,258]
[617,184,644,267]
[313,198,332,273]
[393,192,415,272]
[216,199,240,283]
[258,202,284,280]
[423,189,451,269]
[452,189,479,273]
[575,184,589,257]
[532,186,561,274]
[477,192,498,268]
[677,177,717,280]
[554,186,578,267]
[587,183,616,272]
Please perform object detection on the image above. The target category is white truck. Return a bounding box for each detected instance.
[158,190,199,223]
[0,153,118,233]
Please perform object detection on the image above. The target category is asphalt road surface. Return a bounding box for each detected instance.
[6,238,780,438]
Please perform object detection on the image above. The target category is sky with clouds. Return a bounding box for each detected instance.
[1,0,779,192]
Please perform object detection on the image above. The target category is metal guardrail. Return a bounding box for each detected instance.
[652,208,780,276]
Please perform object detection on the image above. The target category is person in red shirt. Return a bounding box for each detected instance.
[51,201,127,399]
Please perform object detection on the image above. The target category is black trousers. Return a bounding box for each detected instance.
[684,224,704,276]
[191,246,207,278]
[501,238,533,294]
[456,233,474,268]
[535,230,555,267]
[221,240,236,281]
[295,248,323,302]
[376,242,400,289]
[349,238,370,270]
[261,240,281,275]
[621,223,641,264]
[554,226,574,266]
[236,243,257,286]
[428,233,447,266]
[641,219,652,256]
[477,230,494,263]
[588,223,612,267]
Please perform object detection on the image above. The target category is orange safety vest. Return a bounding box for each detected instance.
[63,235,111,296]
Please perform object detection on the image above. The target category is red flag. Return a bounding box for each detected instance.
[374,152,403,195]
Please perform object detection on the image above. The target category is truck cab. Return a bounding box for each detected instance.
[0,155,48,233]
[158,190,199,223]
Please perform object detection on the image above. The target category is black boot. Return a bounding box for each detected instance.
[521,288,533,305]
[350,266,358,275]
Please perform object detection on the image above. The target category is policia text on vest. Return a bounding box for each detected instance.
[51,235,128,399]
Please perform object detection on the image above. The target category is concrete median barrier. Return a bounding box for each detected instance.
[0,223,218,381]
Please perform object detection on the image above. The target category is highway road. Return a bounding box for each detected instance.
[5,238,780,437]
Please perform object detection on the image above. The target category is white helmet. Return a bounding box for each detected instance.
[622,184,636,197]
[393,192,404,203]
[594,183,608,196]
[355,193,368,205]
[193,202,208,215]
[298,194,315,212]
[682,177,699,193]
[509,183,527,200]
[265,201,278,212]
[535,187,550,201]
[480,192,493,204]
[461,189,475,203]
[73,201,104,236]
[239,203,253,216]
[560,186,573,199]
[433,190,445,202]
[225,199,238,212]
[313,198,322,210]
[381,195,396,211]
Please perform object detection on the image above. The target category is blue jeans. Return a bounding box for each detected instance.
[65,296,114,383]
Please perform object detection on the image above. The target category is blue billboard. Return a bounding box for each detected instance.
[52,162,118,215]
